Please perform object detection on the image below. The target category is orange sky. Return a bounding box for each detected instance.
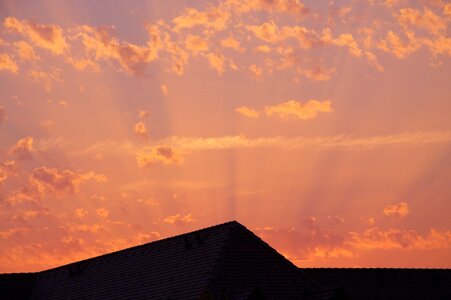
[0,0,450,272]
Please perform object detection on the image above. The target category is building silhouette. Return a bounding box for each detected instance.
[0,221,450,299]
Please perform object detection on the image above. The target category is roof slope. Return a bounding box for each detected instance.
[204,222,322,299]
[30,221,235,299]
[302,268,451,300]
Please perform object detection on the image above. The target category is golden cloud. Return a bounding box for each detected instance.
[265,99,333,120]
[77,25,158,74]
[29,167,106,197]
[205,52,225,75]
[184,34,209,54]
[96,208,109,218]
[10,137,34,160]
[383,201,409,218]
[221,36,244,52]
[378,31,421,59]
[0,160,17,185]
[4,17,68,55]
[397,8,446,35]
[172,6,230,32]
[156,131,451,151]
[163,213,195,225]
[14,41,39,61]
[349,227,451,250]
[229,0,309,17]
[235,106,260,118]
[136,145,184,168]
[134,122,148,139]
[0,53,18,73]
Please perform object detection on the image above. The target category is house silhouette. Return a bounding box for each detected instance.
[0,221,450,299]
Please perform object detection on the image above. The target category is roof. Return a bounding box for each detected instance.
[1,221,450,299]
[1,221,321,299]
[302,268,451,300]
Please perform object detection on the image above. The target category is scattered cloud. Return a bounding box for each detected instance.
[0,160,18,185]
[163,213,195,225]
[155,131,451,151]
[205,52,225,75]
[265,99,333,120]
[172,6,230,32]
[29,167,106,197]
[349,227,451,250]
[235,106,260,118]
[384,201,409,218]
[10,137,34,160]
[96,208,109,218]
[28,68,62,92]
[134,122,148,139]
[76,25,158,74]
[14,41,39,61]
[221,36,244,52]
[4,17,68,54]
[184,34,209,54]
[75,208,88,218]
[0,53,19,73]
[136,145,184,168]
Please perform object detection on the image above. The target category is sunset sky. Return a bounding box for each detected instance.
[0,0,450,272]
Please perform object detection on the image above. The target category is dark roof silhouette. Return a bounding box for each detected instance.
[0,221,450,299]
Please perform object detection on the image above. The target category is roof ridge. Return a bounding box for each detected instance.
[300,267,451,270]
[33,220,240,275]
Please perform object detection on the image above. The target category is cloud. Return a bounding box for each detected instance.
[66,57,100,72]
[383,201,409,218]
[96,208,109,218]
[235,106,260,118]
[249,64,263,77]
[255,219,351,261]
[205,52,225,75]
[163,213,195,225]
[229,0,309,17]
[29,167,106,197]
[136,145,184,168]
[4,17,68,55]
[75,208,88,218]
[76,25,158,74]
[13,41,39,61]
[265,99,333,120]
[397,8,446,35]
[349,227,451,250]
[155,131,451,151]
[246,21,322,49]
[134,122,148,139]
[322,30,362,57]
[0,106,6,126]
[221,36,244,52]
[184,34,209,54]
[138,110,150,118]
[0,160,18,185]
[28,68,62,92]
[172,6,230,32]
[0,53,18,73]
[378,31,421,59]
[10,137,34,160]
[300,63,336,81]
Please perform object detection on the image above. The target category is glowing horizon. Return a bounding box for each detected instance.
[0,0,450,272]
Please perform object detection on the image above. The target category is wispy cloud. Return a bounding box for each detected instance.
[4,17,68,55]
[383,201,409,218]
[265,99,333,120]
